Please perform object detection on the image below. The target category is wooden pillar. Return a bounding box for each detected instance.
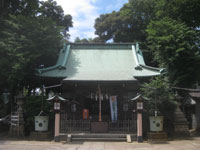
[137,112,143,142]
[98,85,102,122]
[54,112,60,142]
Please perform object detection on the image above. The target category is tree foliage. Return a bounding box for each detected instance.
[94,0,200,43]
[141,76,176,118]
[0,0,39,16]
[0,0,73,94]
[0,15,63,90]
[146,18,200,87]
[39,0,73,37]
[154,0,200,28]
[74,37,104,43]
[94,0,156,43]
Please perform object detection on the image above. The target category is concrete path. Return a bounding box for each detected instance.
[0,137,200,150]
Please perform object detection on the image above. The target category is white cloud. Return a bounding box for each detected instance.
[105,0,128,13]
[47,0,128,42]
[55,0,99,42]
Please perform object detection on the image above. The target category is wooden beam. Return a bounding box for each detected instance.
[98,84,102,122]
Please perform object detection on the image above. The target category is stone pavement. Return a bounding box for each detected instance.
[0,137,200,150]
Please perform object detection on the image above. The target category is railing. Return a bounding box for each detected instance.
[108,120,137,133]
[60,113,136,133]
[60,113,90,133]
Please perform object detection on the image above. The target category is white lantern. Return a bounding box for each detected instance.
[54,102,60,110]
[137,102,143,110]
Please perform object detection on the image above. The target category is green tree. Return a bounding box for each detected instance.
[74,37,90,43]
[74,37,104,43]
[94,0,156,43]
[0,15,63,92]
[154,0,200,28]
[0,0,73,94]
[146,17,200,87]
[39,0,73,38]
[141,76,176,116]
[94,0,200,42]
[0,0,39,16]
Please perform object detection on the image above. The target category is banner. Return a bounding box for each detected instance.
[110,96,118,122]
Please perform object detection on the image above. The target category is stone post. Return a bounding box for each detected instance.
[137,112,143,142]
[54,112,60,142]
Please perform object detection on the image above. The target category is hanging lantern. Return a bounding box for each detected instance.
[54,102,60,110]
[71,103,77,112]
[68,100,80,113]
[123,103,129,112]
[137,102,143,110]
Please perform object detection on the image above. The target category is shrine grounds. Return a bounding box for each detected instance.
[0,136,200,150]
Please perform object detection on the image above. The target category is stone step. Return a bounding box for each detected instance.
[72,137,127,141]
[72,134,127,138]
[60,133,137,142]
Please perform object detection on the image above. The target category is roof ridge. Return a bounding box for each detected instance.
[67,42,137,45]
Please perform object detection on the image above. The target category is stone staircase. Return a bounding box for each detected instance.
[173,105,189,136]
[60,133,137,142]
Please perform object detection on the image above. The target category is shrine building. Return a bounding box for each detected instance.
[37,43,161,141]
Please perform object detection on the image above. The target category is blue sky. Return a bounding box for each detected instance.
[54,0,128,42]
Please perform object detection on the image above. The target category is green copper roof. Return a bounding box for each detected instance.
[37,43,160,81]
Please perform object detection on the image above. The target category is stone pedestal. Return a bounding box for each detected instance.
[173,105,189,136]
[30,132,52,140]
[147,132,168,142]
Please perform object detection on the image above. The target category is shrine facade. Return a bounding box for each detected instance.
[37,43,161,140]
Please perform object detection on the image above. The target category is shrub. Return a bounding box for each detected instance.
[141,76,177,119]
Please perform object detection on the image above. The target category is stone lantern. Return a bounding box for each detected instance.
[10,92,25,136]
